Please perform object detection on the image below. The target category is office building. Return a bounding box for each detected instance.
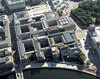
[0,15,13,69]
[5,0,26,10]
[88,25,100,58]
[13,9,77,64]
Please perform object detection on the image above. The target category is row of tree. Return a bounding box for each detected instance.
[71,0,100,27]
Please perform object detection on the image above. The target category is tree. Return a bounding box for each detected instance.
[79,53,86,64]
[86,60,90,65]
[71,0,100,27]
[91,17,96,24]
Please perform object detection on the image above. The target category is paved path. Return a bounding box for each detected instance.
[23,62,97,76]
[24,62,78,70]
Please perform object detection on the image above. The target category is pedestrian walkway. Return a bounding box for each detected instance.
[23,62,97,76]
[24,62,78,70]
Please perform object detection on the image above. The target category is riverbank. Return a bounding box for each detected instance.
[0,62,100,79]
[22,62,100,78]
[23,67,100,79]
[0,67,15,76]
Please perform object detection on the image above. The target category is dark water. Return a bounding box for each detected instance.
[23,68,100,79]
[0,68,99,79]
[0,72,16,79]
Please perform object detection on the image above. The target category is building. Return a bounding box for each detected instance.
[5,0,26,10]
[51,0,67,11]
[0,15,13,70]
[30,0,46,5]
[0,1,4,13]
[88,25,100,58]
[0,7,4,13]
[25,1,51,17]
[0,15,12,53]
[13,9,77,64]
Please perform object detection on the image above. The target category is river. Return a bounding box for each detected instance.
[23,68,99,79]
[0,68,99,79]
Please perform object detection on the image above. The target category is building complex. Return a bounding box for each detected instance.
[0,15,13,70]
[0,0,99,78]
[13,6,80,64]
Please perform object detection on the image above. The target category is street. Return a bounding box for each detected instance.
[66,1,100,75]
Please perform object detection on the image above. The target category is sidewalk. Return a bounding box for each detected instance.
[24,62,78,70]
[23,62,97,76]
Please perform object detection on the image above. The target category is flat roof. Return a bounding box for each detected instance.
[34,40,42,57]
[10,0,20,2]
[64,33,75,43]
[14,11,29,19]
[16,25,21,36]
[7,0,25,4]
[18,41,24,57]
[0,15,11,48]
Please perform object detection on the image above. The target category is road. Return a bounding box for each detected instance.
[69,16,89,61]
[8,11,24,79]
[66,1,100,76]
[64,0,89,61]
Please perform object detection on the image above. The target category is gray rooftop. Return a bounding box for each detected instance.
[47,13,56,19]
[64,32,74,43]
[16,25,21,36]
[18,41,24,57]
[0,15,11,48]
[34,40,42,57]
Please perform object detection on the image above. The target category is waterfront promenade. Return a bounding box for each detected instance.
[0,62,100,79]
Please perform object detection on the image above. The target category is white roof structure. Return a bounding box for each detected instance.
[27,4,51,18]
[92,27,100,43]
[95,27,100,37]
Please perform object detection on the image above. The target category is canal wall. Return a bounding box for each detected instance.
[22,62,100,78]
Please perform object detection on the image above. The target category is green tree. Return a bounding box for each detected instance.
[86,60,90,65]
[71,0,100,27]
[79,53,86,64]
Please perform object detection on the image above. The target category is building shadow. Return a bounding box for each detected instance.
[0,72,16,79]
[1,0,25,15]
[23,68,41,79]
[85,33,100,78]
[70,0,81,2]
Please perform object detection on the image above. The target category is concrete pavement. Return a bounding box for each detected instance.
[22,62,97,76]
[24,62,78,71]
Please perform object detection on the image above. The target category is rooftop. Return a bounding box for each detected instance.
[64,32,75,44]
[95,27,100,37]
[13,7,77,62]
[46,13,56,19]
[10,0,20,2]
[14,11,29,19]
[89,26,100,43]
[7,0,25,4]
[0,15,11,48]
